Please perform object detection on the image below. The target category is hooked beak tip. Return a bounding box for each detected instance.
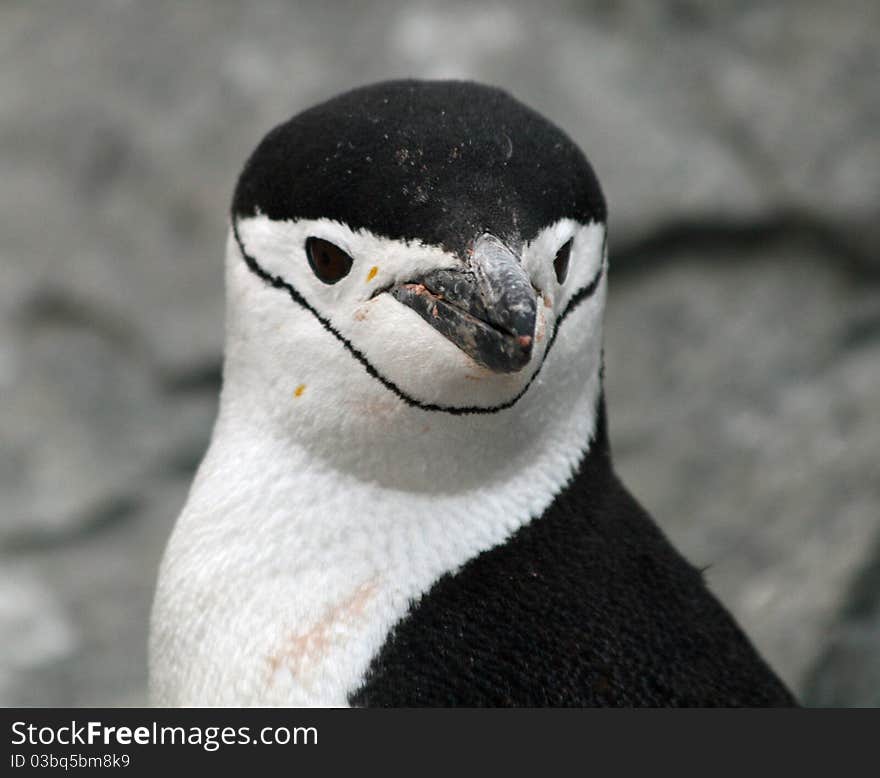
[390,234,538,374]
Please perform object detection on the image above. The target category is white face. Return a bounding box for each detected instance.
[230,214,606,412]
[222,214,607,489]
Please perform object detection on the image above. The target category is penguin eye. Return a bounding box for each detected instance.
[553,239,572,284]
[306,237,353,285]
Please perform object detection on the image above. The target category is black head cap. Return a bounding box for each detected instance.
[232,80,606,257]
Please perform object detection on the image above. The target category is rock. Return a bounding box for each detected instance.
[605,237,880,694]
[0,291,218,545]
[801,534,880,707]
[0,477,188,706]
[0,567,78,705]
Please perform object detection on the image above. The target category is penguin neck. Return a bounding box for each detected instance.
[187,354,606,612]
[154,377,607,706]
[213,340,607,498]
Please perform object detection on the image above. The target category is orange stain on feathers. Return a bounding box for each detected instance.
[265,579,380,684]
[294,384,306,398]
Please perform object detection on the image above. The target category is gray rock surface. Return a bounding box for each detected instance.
[605,242,880,695]
[1,0,877,706]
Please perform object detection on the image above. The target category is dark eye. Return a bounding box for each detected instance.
[553,239,572,284]
[306,237,353,284]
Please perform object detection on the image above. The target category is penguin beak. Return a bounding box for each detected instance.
[390,233,538,374]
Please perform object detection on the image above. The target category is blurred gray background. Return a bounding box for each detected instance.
[1,0,878,706]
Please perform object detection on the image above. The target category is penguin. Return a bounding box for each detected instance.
[148,79,796,707]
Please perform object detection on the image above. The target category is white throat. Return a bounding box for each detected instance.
[149,221,607,706]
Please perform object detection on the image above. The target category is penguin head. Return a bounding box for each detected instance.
[227,80,607,421]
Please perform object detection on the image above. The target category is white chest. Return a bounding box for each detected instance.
[149,367,600,707]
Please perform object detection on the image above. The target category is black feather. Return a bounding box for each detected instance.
[232,79,605,257]
[351,398,797,707]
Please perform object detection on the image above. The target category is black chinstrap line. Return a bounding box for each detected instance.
[231,218,605,416]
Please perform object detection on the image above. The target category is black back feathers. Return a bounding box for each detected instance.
[232,80,606,256]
